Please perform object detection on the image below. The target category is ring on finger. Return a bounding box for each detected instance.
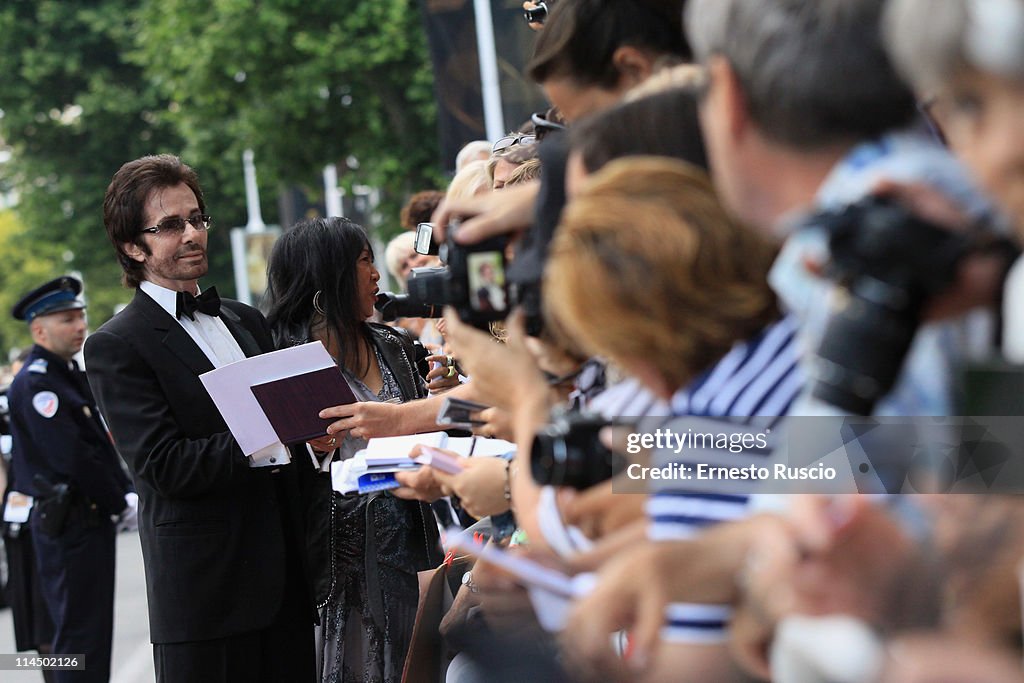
[446,365,457,378]
[446,354,455,367]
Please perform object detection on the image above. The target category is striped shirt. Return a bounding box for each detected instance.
[647,314,804,642]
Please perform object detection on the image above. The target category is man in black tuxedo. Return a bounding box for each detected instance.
[84,155,315,682]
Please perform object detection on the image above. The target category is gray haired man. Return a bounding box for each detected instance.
[686,0,1006,416]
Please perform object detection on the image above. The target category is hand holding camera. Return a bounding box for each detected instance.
[430,181,540,246]
[807,187,1017,414]
[472,406,515,441]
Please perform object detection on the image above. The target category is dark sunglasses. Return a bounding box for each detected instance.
[492,134,537,154]
[140,214,213,236]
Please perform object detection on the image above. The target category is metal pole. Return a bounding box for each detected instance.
[472,0,505,141]
[242,149,266,233]
[230,228,251,306]
[324,164,343,218]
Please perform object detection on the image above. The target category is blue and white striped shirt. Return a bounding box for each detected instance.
[646,314,804,642]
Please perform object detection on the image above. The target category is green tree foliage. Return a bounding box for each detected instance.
[0,0,440,363]
[132,0,442,233]
[0,210,65,356]
[0,0,187,329]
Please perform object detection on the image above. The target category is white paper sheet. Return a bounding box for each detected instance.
[361,432,449,464]
[469,437,516,457]
[330,452,419,494]
[199,341,336,456]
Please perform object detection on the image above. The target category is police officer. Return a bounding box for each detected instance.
[8,276,136,683]
[3,347,57,683]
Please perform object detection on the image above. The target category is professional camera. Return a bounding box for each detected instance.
[524,2,549,24]
[808,195,971,415]
[378,221,511,330]
[530,412,624,490]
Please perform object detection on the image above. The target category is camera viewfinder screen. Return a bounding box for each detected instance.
[467,252,507,313]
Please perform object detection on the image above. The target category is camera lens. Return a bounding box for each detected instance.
[406,266,452,310]
[374,292,441,322]
[530,415,620,490]
[530,430,569,487]
[807,196,969,415]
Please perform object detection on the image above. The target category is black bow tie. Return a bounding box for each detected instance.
[175,287,221,321]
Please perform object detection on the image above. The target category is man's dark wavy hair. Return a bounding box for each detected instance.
[103,155,205,288]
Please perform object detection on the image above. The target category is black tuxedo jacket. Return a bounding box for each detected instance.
[84,288,313,644]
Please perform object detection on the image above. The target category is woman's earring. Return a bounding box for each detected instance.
[313,290,326,315]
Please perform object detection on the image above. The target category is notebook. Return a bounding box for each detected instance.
[250,366,357,445]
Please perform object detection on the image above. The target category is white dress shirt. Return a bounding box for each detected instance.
[140,280,246,368]
[139,280,289,466]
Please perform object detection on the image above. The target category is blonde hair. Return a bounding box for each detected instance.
[544,157,779,392]
[505,158,542,187]
[446,159,491,202]
[455,140,493,172]
[384,231,416,288]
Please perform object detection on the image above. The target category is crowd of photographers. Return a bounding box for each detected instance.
[6,0,1017,679]
[357,0,1024,681]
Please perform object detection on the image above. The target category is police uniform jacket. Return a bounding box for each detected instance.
[8,345,131,515]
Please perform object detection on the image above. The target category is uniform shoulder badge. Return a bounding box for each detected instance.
[32,391,59,418]
[28,358,48,374]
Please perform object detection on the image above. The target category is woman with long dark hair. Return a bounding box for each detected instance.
[264,217,442,683]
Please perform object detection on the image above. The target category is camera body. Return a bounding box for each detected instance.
[407,214,546,335]
[378,221,510,330]
[530,412,623,490]
[412,235,510,330]
[809,196,970,414]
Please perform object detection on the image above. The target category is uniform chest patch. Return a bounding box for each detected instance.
[32,391,59,418]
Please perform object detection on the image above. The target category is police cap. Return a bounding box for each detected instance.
[12,276,87,322]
